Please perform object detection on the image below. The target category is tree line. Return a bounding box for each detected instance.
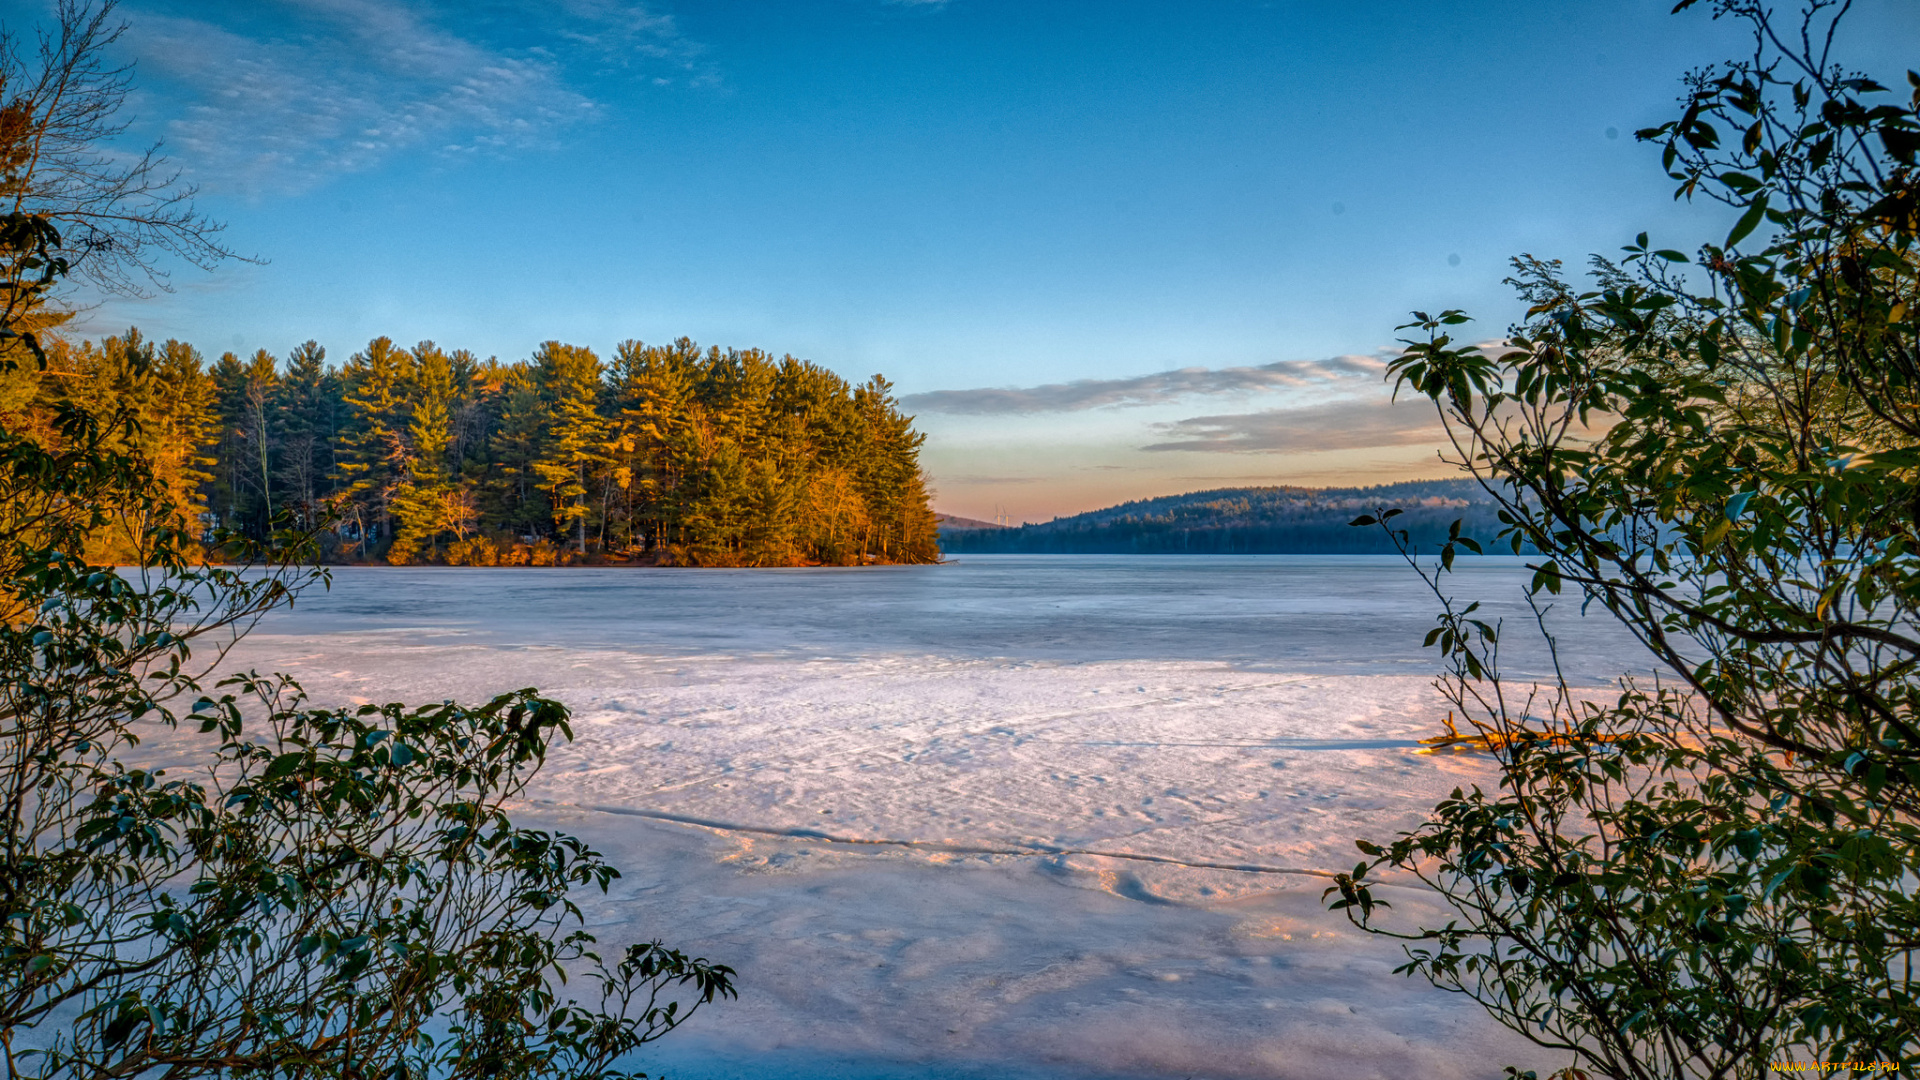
[942,479,1527,555]
[24,329,942,566]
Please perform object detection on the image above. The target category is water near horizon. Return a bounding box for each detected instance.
[206,556,1655,1080]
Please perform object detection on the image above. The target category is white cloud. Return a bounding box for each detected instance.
[119,0,707,193]
[1141,396,1445,454]
[900,353,1389,415]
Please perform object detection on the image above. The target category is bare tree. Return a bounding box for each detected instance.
[0,0,240,312]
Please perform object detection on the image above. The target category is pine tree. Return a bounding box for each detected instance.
[148,338,219,538]
[388,341,464,562]
[773,356,860,563]
[529,341,608,555]
[276,340,338,530]
[209,350,252,535]
[489,362,545,541]
[337,336,414,557]
[446,348,489,471]
[241,349,279,526]
[610,338,700,555]
[850,374,935,562]
[42,329,218,559]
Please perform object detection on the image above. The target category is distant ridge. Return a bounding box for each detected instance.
[938,478,1520,555]
[933,513,1008,531]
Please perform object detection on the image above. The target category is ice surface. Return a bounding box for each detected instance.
[175,556,1650,1079]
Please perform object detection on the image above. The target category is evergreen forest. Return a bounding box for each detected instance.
[19,329,942,566]
[941,479,1519,555]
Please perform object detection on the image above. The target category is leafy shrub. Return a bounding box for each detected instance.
[1330,2,1920,1075]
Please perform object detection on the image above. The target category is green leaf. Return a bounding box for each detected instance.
[1529,562,1563,595]
[1726,195,1768,247]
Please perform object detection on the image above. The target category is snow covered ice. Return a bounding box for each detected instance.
[192,555,1650,1079]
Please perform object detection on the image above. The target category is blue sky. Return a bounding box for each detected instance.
[21,0,1918,519]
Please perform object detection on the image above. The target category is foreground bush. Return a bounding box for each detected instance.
[1331,2,1920,1075]
[0,5,732,1077]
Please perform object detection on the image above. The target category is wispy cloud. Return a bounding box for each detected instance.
[545,0,709,69]
[120,0,708,193]
[1141,397,1445,454]
[900,353,1388,415]
[938,474,1049,484]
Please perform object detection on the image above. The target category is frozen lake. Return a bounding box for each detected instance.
[197,555,1649,1079]
[243,553,1643,681]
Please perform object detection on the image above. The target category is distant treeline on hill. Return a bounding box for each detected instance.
[18,330,939,566]
[939,479,1526,555]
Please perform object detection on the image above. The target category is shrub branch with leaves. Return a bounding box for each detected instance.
[4,519,735,1080]
[1327,2,1920,1076]
[0,4,732,1077]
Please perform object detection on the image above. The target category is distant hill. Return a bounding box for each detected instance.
[938,478,1523,555]
[933,513,1008,531]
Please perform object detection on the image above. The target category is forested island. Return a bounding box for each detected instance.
[25,330,941,566]
[940,479,1518,555]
